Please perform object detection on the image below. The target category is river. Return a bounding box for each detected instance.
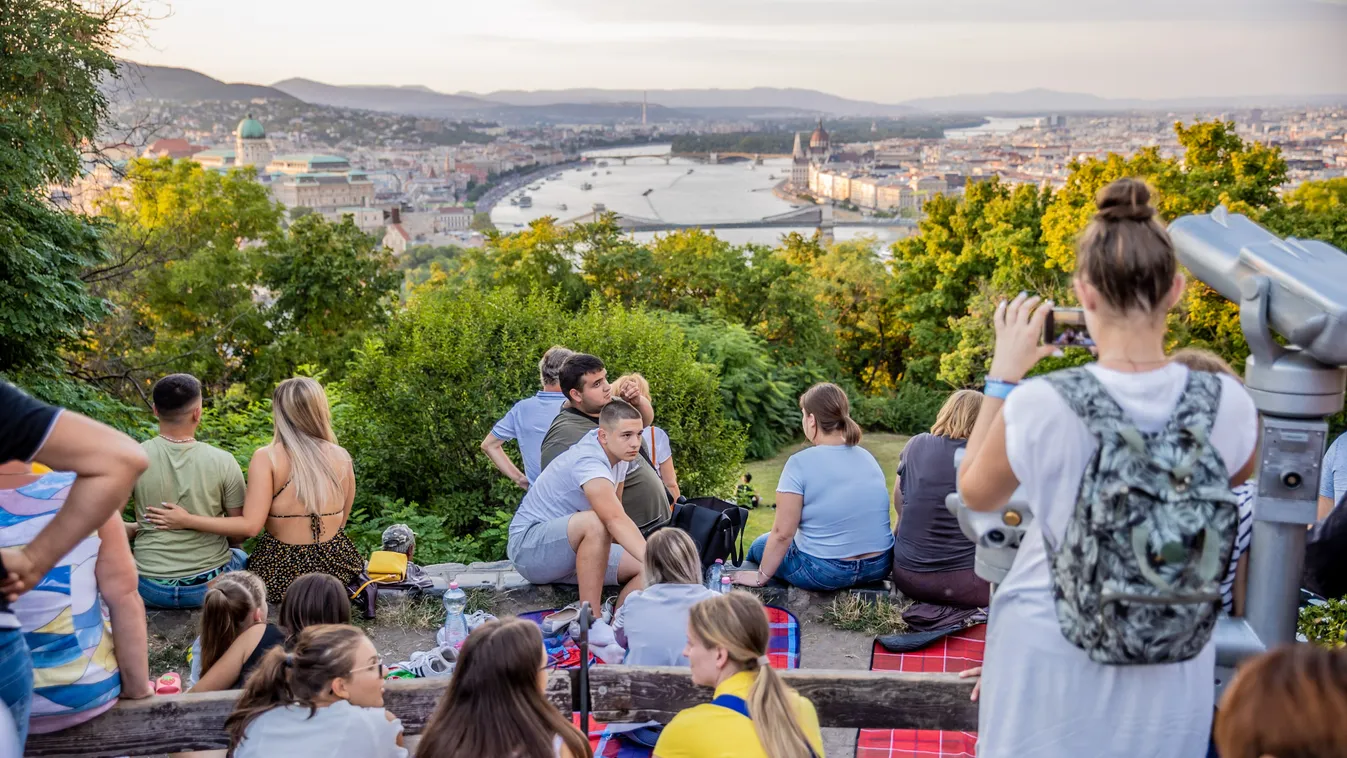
[489,145,910,248]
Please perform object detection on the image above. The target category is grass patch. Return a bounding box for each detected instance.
[355,594,445,631]
[148,634,191,678]
[820,593,910,637]
[743,432,911,542]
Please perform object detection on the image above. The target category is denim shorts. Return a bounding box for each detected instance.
[0,628,33,747]
[138,547,248,609]
[508,516,623,586]
[747,534,892,591]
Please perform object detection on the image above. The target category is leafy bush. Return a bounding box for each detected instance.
[1299,597,1347,648]
[347,496,495,565]
[670,315,800,460]
[340,286,745,535]
[851,381,948,437]
[5,371,154,440]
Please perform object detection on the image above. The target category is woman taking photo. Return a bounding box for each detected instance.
[891,389,988,611]
[226,624,404,757]
[415,618,591,758]
[956,178,1258,758]
[654,591,823,758]
[735,382,892,591]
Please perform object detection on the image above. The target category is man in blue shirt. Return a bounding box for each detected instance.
[481,346,574,488]
[1319,431,1347,521]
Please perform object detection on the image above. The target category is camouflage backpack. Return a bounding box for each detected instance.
[1042,367,1238,665]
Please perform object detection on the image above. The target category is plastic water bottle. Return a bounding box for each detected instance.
[720,576,733,594]
[705,559,724,590]
[441,581,468,649]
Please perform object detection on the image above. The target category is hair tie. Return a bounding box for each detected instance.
[757,655,770,668]
[283,653,295,668]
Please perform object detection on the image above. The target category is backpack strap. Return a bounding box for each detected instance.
[1161,369,1224,482]
[711,694,751,718]
[1042,367,1134,441]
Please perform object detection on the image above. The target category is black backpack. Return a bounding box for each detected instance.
[1305,491,1347,599]
[670,497,749,569]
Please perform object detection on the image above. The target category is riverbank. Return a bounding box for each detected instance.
[475,161,581,216]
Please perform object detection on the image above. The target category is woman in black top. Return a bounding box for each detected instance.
[892,390,990,609]
[190,572,287,692]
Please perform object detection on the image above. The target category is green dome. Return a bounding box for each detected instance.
[236,116,265,140]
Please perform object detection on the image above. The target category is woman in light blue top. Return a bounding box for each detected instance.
[735,383,894,591]
[614,529,717,666]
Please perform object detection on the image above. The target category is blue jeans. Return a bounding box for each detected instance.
[138,548,248,609]
[0,628,33,747]
[747,535,893,591]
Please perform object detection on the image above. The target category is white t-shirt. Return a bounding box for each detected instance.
[233,700,407,758]
[979,364,1257,758]
[509,429,631,538]
[643,426,672,466]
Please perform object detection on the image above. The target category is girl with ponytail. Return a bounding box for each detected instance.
[227,625,405,758]
[735,382,893,591]
[654,591,822,758]
[189,571,287,692]
[956,178,1258,758]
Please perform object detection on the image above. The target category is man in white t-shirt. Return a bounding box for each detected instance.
[507,399,648,615]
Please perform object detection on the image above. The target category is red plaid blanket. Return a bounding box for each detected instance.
[855,624,984,758]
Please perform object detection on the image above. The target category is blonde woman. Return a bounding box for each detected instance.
[613,529,718,666]
[891,389,989,609]
[150,377,363,604]
[611,374,679,500]
[654,591,823,758]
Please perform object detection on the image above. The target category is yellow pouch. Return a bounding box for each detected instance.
[367,550,408,583]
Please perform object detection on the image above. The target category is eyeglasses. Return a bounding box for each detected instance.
[351,656,386,677]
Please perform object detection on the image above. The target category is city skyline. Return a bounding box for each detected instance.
[120,0,1347,103]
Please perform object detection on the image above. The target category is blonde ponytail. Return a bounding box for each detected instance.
[688,592,815,758]
[271,377,343,516]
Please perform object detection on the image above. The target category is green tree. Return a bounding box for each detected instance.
[0,0,122,370]
[250,214,401,391]
[79,157,282,397]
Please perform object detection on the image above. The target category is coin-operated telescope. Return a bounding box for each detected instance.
[945,448,1033,590]
[1170,208,1347,683]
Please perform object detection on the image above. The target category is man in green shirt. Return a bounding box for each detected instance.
[540,354,672,533]
[130,374,248,609]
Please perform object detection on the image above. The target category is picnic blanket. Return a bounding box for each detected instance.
[855,624,984,758]
[531,605,802,758]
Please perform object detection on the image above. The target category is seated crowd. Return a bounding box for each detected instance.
[7,176,1347,757]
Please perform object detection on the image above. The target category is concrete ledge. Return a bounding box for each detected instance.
[422,561,895,617]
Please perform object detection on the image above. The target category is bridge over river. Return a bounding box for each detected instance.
[560,204,917,236]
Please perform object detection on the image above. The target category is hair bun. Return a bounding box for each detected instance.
[1095,177,1155,222]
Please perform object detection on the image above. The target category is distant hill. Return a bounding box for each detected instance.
[112,62,297,103]
[903,87,1347,113]
[272,78,495,114]
[469,87,915,117]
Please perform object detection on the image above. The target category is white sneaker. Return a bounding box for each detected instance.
[600,597,616,624]
[464,610,497,632]
[395,646,457,678]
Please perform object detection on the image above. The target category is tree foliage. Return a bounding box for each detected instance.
[0,0,123,371]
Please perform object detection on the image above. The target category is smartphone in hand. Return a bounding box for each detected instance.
[1043,307,1094,349]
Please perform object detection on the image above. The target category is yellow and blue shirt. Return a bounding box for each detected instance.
[654,670,825,758]
[1,473,121,729]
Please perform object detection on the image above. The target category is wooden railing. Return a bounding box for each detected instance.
[26,667,977,757]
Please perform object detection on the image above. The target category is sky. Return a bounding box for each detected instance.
[119,0,1347,102]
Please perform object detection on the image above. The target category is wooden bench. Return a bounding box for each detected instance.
[26,667,976,757]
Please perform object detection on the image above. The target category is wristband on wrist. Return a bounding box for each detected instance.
[983,377,1018,400]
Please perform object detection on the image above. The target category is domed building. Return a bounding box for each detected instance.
[235,115,271,168]
[808,119,831,161]
[789,119,833,191]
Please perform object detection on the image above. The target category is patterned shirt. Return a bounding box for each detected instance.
[2,473,120,728]
[1221,483,1256,614]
